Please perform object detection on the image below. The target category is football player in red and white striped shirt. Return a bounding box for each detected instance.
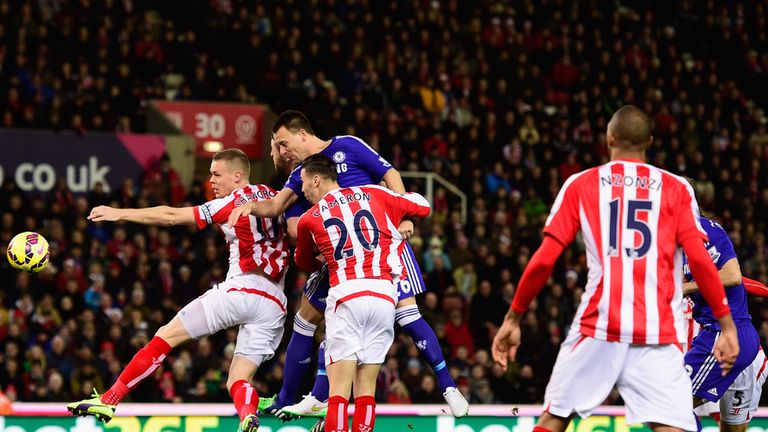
[492,105,740,432]
[69,149,288,432]
[293,154,430,432]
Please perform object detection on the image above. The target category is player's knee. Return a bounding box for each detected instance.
[294,313,319,337]
[395,303,421,327]
[155,318,191,347]
[299,300,324,325]
[396,295,416,308]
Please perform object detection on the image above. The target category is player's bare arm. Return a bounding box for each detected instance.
[682,258,743,295]
[226,187,298,227]
[88,205,196,226]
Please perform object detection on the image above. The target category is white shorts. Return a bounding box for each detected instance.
[324,279,397,365]
[178,273,287,365]
[720,348,768,425]
[544,330,696,431]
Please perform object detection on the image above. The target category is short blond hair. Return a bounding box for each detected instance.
[213,148,250,178]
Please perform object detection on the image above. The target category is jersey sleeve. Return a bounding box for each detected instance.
[193,195,236,230]
[392,192,431,220]
[675,179,708,244]
[354,140,393,182]
[294,212,321,272]
[706,222,737,271]
[283,165,305,198]
[542,175,581,246]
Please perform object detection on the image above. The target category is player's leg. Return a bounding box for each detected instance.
[351,364,383,432]
[227,355,263,432]
[718,348,767,432]
[228,277,287,432]
[396,294,468,416]
[264,268,328,415]
[350,290,396,432]
[397,244,468,416]
[325,360,356,432]
[67,309,193,422]
[618,344,696,431]
[278,340,329,418]
[535,332,626,432]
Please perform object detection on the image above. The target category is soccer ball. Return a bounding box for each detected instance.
[6,231,50,273]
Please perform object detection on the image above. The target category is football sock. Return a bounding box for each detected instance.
[277,314,317,406]
[397,306,455,392]
[101,336,171,405]
[325,395,349,432]
[351,396,376,432]
[311,341,329,402]
[230,380,258,421]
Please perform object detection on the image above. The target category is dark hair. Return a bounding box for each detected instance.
[272,110,314,135]
[301,154,337,182]
[609,105,653,147]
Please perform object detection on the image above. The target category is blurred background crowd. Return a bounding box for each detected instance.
[1,0,768,407]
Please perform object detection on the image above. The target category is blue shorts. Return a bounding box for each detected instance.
[685,325,760,402]
[303,243,427,312]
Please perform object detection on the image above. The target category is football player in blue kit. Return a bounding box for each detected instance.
[683,216,766,431]
[229,110,469,421]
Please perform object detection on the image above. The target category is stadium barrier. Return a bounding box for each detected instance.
[400,171,467,224]
[4,404,764,431]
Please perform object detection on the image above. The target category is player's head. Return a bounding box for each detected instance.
[607,105,653,154]
[272,110,315,164]
[210,148,250,197]
[270,137,295,174]
[300,154,338,204]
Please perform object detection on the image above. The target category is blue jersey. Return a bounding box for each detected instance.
[683,217,751,329]
[284,135,392,207]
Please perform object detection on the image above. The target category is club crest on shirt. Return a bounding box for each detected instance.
[333,151,346,163]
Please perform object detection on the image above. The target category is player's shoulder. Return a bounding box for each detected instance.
[359,184,394,195]
[332,135,378,154]
[288,164,302,179]
[649,166,691,191]
[700,216,726,235]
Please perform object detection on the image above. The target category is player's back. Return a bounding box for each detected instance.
[303,185,423,287]
[194,184,289,281]
[545,159,707,345]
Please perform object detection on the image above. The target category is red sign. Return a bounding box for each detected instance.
[153,101,266,158]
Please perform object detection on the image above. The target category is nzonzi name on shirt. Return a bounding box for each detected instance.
[600,173,662,190]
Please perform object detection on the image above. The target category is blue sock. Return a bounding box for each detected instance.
[277,315,317,406]
[311,341,329,402]
[397,304,455,392]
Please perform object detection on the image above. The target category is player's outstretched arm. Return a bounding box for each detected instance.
[226,188,297,227]
[88,205,195,226]
[682,257,743,295]
[743,277,768,297]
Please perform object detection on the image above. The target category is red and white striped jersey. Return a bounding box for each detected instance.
[193,184,289,281]
[545,159,707,345]
[295,185,430,287]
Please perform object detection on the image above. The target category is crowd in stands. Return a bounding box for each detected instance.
[2,0,768,407]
